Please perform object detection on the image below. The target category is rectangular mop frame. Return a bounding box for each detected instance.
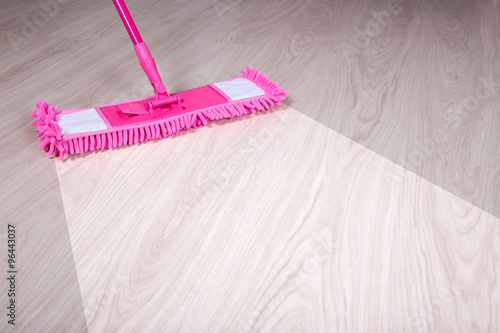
[30,0,287,160]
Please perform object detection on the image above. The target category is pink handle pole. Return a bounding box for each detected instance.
[112,0,143,45]
[112,0,178,108]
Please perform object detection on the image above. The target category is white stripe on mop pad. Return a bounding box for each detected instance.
[56,108,108,135]
[213,78,265,101]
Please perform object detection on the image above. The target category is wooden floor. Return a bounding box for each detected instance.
[1,0,499,331]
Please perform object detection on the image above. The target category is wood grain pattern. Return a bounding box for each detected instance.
[55,106,500,332]
[0,144,87,331]
[1,0,499,331]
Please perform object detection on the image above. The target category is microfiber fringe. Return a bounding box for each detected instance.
[241,66,288,106]
[31,67,287,160]
[30,99,66,160]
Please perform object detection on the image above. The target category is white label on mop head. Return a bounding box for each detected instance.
[213,78,265,101]
[56,108,108,135]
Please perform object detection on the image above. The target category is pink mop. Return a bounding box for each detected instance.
[30,0,287,160]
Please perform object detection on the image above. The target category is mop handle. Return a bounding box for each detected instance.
[112,0,171,99]
[112,0,143,45]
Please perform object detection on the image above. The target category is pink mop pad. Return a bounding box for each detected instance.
[30,0,287,160]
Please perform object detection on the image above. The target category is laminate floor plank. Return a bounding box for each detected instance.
[1,0,500,331]
[55,106,500,332]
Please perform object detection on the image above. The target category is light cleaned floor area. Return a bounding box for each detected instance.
[1,0,499,331]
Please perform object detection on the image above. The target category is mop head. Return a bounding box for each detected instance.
[30,67,287,160]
